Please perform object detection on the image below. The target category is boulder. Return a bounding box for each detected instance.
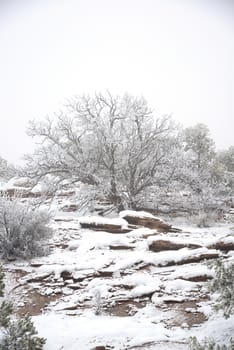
[61,204,79,212]
[148,238,201,252]
[120,210,181,233]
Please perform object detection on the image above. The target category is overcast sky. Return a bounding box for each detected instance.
[0,0,233,164]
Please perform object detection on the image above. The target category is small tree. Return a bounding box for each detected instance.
[180,123,226,219]
[0,197,53,259]
[183,123,215,171]
[0,266,46,350]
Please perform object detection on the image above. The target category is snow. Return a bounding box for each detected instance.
[168,264,214,280]
[145,247,219,267]
[0,177,33,192]
[33,309,234,350]
[34,312,173,350]
[126,227,156,238]
[164,279,200,293]
[2,213,234,350]
[204,235,234,247]
[79,215,129,228]
[119,209,156,218]
[147,235,201,247]
[31,183,43,193]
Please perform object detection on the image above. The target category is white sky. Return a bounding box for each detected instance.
[0,0,233,164]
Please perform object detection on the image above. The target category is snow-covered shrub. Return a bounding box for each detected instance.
[210,260,234,318]
[92,289,102,315]
[189,260,234,349]
[0,315,46,350]
[0,267,4,297]
[0,266,46,350]
[0,197,53,259]
[192,210,222,228]
[189,337,234,350]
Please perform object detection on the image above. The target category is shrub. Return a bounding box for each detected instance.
[0,197,53,259]
[0,267,4,297]
[192,210,222,228]
[189,337,234,350]
[189,259,234,349]
[0,315,46,350]
[210,259,234,318]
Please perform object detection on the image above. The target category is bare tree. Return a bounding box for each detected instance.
[24,93,179,209]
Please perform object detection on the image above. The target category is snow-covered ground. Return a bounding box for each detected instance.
[2,210,234,350]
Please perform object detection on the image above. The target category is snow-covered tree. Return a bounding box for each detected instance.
[180,123,220,215]
[217,146,234,173]
[24,92,179,209]
[0,197,53,259]
[0,156,17,181]
[214,146,234,198]
[183,123,215,170]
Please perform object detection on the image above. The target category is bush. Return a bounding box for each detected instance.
[0,315,46,350]
[0,266,46,350]
[210,260,234,318]
[0,197,53,259]
[191,210,222,228]
[189,337,234,350]
[0,268,4,297]
[189,259,234,349]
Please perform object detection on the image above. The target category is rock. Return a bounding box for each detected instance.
[61,204,79,212]
[80,222,131,233]
[61,270,73,280]
[0,188,42,198]
[163,251,219,267]
[120,210,181,233]
[148,238,202,252]
[56,189,76,197]
[92,347,113,350]
[79,216,130,233]
[25,272,53,283]
[109,244,133,250]
[206,237,234,252]
[181,275,213,282]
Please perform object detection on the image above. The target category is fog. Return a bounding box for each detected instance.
[0,0,233,164]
